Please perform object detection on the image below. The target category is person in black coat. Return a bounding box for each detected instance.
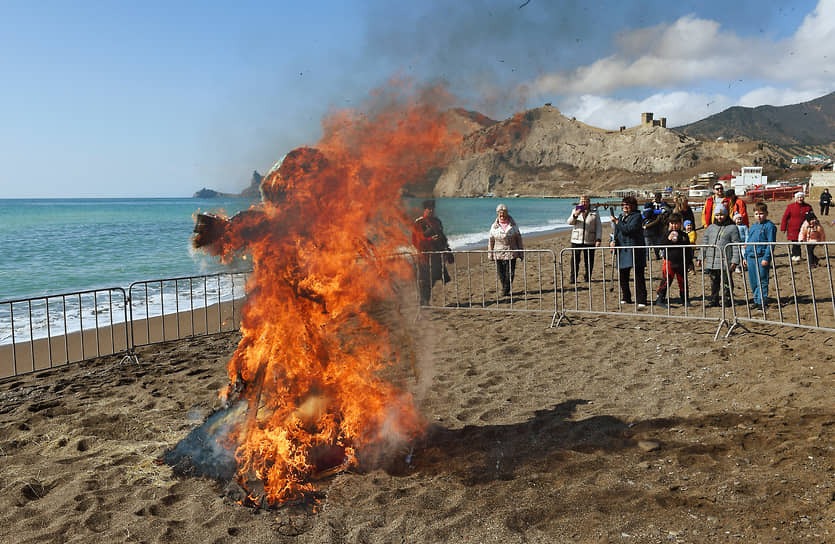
[609,195,647,307]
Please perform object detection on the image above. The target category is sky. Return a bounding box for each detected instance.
[1,0,833,198]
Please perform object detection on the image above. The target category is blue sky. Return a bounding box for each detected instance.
[1,0,832,198]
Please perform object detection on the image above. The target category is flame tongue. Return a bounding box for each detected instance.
[198,82,461,505]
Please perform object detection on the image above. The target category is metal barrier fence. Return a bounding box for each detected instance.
[415,249,558,321]
[723,241,835,336]
[128,271,249,350]
[1,288,129,378]
[1,271,250,379]
[554,241,835,339]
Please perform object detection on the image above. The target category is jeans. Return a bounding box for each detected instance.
[746,256,770,305]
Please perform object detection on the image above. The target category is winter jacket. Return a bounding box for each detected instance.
[567,208,603,246]
[612,210,646,269]
[488,218,524,260]
[799,221,826,242]
[662,228,692,269]
[702,195,730,228]
[744,220,777,264]
[780,202,814,241]
[700,222,741,270]
[728,198,749,227]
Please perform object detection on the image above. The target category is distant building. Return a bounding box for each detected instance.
[792,154,830,165]
[641,113,666,128]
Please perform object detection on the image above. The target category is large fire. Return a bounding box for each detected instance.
[192,82,461,505]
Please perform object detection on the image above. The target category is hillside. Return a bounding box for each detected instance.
[432,105,793,197]
[676,91,835,146]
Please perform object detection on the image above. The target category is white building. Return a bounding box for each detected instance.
[730,167,767,195]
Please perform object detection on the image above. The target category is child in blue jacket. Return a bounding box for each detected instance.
[743,202,777,310]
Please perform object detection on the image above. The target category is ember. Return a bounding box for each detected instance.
[184,81,461,505]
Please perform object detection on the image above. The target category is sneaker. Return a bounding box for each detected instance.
[791,256,801,263]
[637,303,647,309]
[655,300,667,309]
[620,299,631,305]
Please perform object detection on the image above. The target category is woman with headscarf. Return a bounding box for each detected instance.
[488,203,524,297]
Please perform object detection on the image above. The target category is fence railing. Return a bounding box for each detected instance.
[1,271,250,380]
[1,288,129,378]
[553,241,835,339]
[415,248,558,321]
[3,240,832,380]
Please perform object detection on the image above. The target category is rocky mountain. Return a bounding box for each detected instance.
[676,91,835,146]
[193,170,262,199]
[432,105,790,197]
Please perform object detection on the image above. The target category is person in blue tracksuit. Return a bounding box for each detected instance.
[743,202,778,310]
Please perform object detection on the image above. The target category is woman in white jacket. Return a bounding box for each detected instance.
[488,203,524,297]
[566,195,602,282]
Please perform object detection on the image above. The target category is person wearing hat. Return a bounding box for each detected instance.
[699,204,740,307]
[780,191,813,262]
[412,199,452,305]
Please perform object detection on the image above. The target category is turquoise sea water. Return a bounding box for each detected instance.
[0,196,578,303]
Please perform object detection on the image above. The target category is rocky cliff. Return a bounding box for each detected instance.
[433,105,788,197]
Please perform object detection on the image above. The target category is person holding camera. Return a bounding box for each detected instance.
[488,203,524,298]
[566,195,602,283]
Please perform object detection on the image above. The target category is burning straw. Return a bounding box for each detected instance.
[183,81,461,505]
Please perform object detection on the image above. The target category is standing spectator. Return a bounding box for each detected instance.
[566,195,602,282]
[799,213,826,268]
[820,188,832,216]
[609,196,647,308]
[743,202,777,310]
[644,193,670,259]
[725,189,749,227]
[654,213,692,308]
[412,200,451,305]
[780,192,814,262]
[733,212,749,274]
[674,195,695,227]
[488,203,524,297]
[700,205,741,307]
[702,182,729,228]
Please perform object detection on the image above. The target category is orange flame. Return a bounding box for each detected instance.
[198,80,461,504]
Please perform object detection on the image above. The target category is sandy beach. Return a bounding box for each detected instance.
[1,200,834,543]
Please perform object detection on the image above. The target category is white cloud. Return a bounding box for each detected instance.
[559,92,734,130]
[528,0,835,126]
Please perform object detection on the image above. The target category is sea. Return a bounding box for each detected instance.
[0,196,580,343]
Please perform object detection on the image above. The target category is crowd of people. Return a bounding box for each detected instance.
[412,186,829,309]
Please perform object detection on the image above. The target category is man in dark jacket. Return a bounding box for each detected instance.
[820,188,831,216]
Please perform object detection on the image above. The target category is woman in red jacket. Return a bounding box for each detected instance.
[780,192,814,262]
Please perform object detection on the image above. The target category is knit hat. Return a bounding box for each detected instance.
[733,212,742,220]
[683,220,693,228]
[644,202,653,210]
[714,205,728,216]
[794,191,805,199]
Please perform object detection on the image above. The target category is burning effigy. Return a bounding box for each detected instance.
[170,83,462,506]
